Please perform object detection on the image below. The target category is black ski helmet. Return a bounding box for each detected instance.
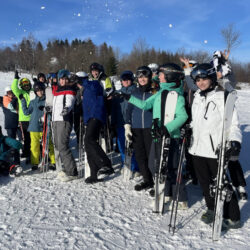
[136,66,152,80]
[33,81,45,94]
[37,73,46,81]
[190,63,217,84]
[89,62,104,73]
[159,63,184,84]
[120,70,134,81]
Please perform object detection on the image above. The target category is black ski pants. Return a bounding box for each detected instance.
[132,128,153,184]
[192,155,240,221]
[20,121,31,157]
[84,118,111,178]
[228,160,246,188]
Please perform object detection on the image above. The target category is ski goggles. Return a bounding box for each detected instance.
[136,69,151,78]
[191,67,216,81]
[20,78,31,86]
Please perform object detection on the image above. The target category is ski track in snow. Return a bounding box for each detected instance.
[0,72,250,249]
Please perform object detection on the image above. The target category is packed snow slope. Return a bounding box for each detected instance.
[0,72,249,249]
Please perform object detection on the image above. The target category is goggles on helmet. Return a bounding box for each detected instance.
[20,78,31,86]
[191,67,216,81]
[136,69,151,78]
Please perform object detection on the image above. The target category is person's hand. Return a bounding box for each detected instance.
[60,107,69,116]
[227,141,241,161]
[213,50,232,77]
[222,49,230,61]
[38,105,45,111]
[45,106,52,113]
[179,57,190,69]
[19,94,24,100]
[14,70,20,79]
[124,124,132,144]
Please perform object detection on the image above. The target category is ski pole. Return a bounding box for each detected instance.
[169,134,186,234]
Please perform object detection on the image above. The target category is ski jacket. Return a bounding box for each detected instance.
[82,79,106,125]
[52,85,76,122]
[111,84,137,128]
[126,86,153,129]
[0,135,22,162]
[11,79,33,122]
[188,88,242,159]
[21,95,45,132]
[2,95,19,129]
[128,82,188,138]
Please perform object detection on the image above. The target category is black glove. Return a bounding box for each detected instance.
[228,141,241,161]
[121,93,131,101]
[184,124,192,147]
[60,107,69,116]
[14,70,20,79]
[160,125,170,137]
[33,78,38,84]
[45,106,52,113]
[151,119,161,139]
[19,94,24,100]
[38,105,45,111]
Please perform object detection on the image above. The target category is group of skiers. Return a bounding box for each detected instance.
[0,49,248,233]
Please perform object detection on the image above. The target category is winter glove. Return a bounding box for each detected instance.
[45,106,52,113]
[19,94,24,100]
[14,70,20,79]
[124,124,132,144]
[184,124,192,147]
[60,107,69,116]
[228,141,241,161]
[213,51,232,77]
[160,125,170,137]
[121,93,131,101]
[151,119,162,139]
[38,105,45,111]
[106,88,114,98]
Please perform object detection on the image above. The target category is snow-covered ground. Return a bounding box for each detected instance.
[0,72,249,249]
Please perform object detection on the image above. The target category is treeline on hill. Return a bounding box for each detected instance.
[0,35,249,82]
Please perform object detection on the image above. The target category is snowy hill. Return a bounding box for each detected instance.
[0,72,250,249]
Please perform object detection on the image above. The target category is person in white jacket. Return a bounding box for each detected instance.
[52,69,78,182]
[186,62,242,231]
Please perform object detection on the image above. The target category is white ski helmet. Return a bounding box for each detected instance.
[76,71,88,78]
[148,63,159,73]
[5,86,12,93]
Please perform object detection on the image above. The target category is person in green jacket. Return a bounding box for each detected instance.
[11,70,32,161]
[125,63,189,209]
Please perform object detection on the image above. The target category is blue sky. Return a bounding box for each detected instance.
[1,0,250,62]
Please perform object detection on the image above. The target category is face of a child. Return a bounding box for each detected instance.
[121,79,132,88]
[159,72,166,83]
[59,77,69,86]
[196,77,212,91]
[91,70,99,79]
[36,90,44,97]
[7,91,14,98]
[138,76,149,86]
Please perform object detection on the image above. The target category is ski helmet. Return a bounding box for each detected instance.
[120,70,134,81]
[89,62,104,73]
[19,78,31,91]
[33,81,45,94]
[159,63,184,83]
[5,86,12,93]
[57,69,70,79]
[76,71,88,78]
[148,63,159,74]
[136,66,152,79]
[190,63,217,84]
[37,73,46,81]
[47,73,57,79]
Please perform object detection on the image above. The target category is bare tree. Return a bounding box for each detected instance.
[221,23,241,51]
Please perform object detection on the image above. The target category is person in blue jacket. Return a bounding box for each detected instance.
[82,77,114,184]
[111,70,139,174]
[0,126,23,176]
[125,66,154,191]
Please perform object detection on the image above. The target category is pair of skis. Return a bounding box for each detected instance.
[212,90,237,241]
[153,91,178,214]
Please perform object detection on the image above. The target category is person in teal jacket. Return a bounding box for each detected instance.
[11,70,33,161]
[126,63,189,209]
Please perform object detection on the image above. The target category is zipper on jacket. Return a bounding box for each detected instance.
[209,134,215,152]
[142,92,145,129]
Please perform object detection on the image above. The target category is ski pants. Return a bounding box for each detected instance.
[52,121,78,176]
[30,132,55,165]
[149,138,187,201]
[84,118,111,177]
[228,160,246,187]
[6,128,21,165]
[20,121,31,157]
[132,128,153,183]
[116,126,139,172]
[192,155,240,221]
